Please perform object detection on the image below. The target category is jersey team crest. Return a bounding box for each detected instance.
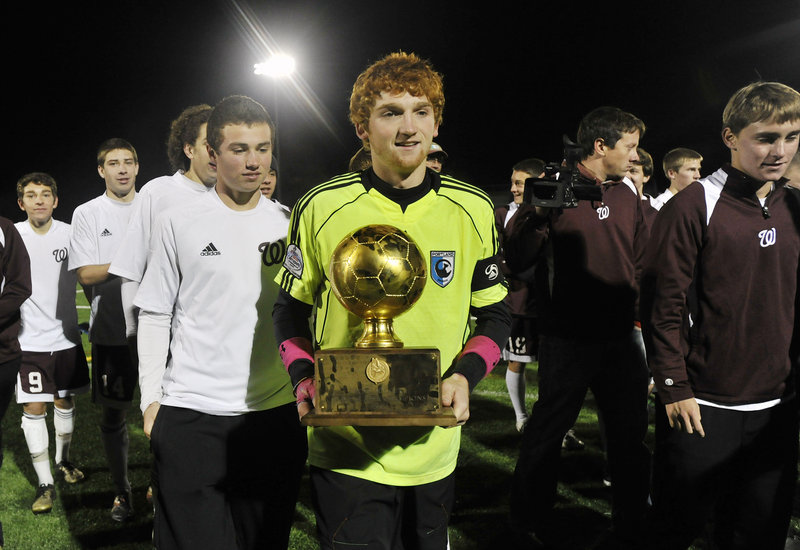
[430,250,455,287]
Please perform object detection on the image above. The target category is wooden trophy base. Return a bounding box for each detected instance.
[301,347,458,427]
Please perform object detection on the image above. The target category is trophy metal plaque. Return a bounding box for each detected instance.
[301,224,457,427]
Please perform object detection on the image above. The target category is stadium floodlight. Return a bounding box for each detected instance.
[253,54,296,78]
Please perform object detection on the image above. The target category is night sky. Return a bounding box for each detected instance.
[5,0,800,222]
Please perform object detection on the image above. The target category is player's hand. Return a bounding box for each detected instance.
[665,398,705,437]
[295,378,316,420]
[442,373,470,426]
[143,402,160,439]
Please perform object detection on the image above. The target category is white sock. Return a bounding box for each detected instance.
[21,412,54,486]
[505,368,528,422]
[53,406,75,464]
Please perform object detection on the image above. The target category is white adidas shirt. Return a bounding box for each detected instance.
[15,220,81,352]
[68,193,138,346]
[109,171,213,283]
[135,191,294,415]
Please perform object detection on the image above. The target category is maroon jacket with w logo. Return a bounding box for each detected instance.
[503,163,649,340]
[642,165,800,406]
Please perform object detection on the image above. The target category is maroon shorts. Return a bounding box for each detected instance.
[16,347,90,403]
[91,343,138,409]
[502,316,538,363]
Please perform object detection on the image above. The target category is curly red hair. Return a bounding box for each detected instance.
[349,51,444,132]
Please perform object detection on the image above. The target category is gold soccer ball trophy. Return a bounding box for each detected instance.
[329,224,427,348]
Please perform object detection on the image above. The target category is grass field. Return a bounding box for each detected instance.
[1,289,799,549]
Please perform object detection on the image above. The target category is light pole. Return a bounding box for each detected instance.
[254,54,296,131]
[254,53,296,195]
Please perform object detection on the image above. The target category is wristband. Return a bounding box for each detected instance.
[279,337,314,371]
[459,335,501,377]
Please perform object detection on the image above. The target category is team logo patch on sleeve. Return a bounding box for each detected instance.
[284,244,304,278]
[472,254,505,291]
[430,250,455,287]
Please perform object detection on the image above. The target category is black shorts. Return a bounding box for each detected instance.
[502,316,538,362]
[310,467,455,550]
[91,343,138,408]
[151,403,307,549]
[16,347,90,403]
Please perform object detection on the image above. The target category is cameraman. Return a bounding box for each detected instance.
[507,106,651,547]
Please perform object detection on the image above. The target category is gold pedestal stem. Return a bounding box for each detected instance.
[355,317,404,348]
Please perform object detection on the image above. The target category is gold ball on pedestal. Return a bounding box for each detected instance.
[329,224,427,347]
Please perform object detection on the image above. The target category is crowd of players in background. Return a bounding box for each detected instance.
[0,50,799,550]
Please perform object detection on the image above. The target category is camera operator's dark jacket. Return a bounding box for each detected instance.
[503,164,648,340]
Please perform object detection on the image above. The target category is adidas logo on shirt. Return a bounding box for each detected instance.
[100,228,112,237]
[200,243,221,256]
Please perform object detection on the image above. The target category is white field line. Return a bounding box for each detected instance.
[76,287,89,308]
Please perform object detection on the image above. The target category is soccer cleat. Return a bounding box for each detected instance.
[31,484,55,514]
[111,492,134,522]
[56,461,85,484]
[561,429,585,451]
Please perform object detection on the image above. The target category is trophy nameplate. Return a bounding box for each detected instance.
[301,225,457,427]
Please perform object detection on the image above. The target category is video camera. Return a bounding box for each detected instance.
[523,135,603,208]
